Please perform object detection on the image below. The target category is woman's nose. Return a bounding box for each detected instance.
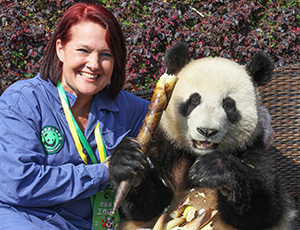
[86,54,100,71]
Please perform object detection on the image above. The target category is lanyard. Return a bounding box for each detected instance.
[57,82,120,227]
[57,81,107,164]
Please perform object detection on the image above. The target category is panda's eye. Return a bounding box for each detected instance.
[222,97,240,123]
[223,97,236,110]
[190,93,201,105]
[179,93,201,117]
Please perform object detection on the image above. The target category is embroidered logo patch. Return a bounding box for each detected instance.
[41,126,64,154]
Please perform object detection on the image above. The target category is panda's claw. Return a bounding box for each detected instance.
[140,164,145,170]
[129,138,140,144]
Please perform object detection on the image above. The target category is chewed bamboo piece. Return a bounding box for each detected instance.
[153,213,167,230]
[112,73,179,214]
[154,189,219,230]
[153,189,237,230]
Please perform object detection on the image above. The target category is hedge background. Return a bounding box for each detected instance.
[1,0,299,94]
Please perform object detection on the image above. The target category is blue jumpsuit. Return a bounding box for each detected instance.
[0,75,149,229]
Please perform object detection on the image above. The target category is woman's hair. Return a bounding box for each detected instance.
[40,3,126,98]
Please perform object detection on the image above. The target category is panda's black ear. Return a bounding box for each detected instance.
[164,42,191,75]
[246,52,275,86]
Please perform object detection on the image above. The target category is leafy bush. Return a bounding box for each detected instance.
[0,0,69,93]
[1,0,299,93]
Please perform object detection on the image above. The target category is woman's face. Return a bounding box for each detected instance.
[56,21,114,98]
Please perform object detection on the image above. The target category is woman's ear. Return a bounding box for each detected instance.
[56,39,64,62]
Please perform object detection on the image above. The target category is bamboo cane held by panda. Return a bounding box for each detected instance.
[111,72,177,215]
[112,43,192,215]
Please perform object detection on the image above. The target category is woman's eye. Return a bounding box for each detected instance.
[77,48,89,53]
[101,53,112,57]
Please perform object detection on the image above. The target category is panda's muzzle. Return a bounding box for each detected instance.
[194,128,219,150]
[194,140,217,150]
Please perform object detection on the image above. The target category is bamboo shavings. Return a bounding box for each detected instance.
[153,189,220,230]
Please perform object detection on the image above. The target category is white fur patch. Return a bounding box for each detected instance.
[161,57,260,154]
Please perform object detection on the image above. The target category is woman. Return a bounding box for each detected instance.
[0,3,149,229]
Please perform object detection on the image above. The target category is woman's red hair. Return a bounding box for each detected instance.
[40,3,126,98]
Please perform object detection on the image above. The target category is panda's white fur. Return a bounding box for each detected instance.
[161,57,261,155]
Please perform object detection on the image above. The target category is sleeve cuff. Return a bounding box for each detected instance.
[87,163,109,191]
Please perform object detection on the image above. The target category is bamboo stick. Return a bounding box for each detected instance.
[111,73,179,215]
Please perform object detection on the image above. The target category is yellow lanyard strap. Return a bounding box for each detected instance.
[95,123,107,162]
[58,89,88,164]
[57,81,106,164]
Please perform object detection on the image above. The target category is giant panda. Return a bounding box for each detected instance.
[109,42,295,230]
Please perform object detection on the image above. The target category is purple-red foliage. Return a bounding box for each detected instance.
[0,0,299,93]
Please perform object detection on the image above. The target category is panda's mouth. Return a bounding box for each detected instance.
[194,140,217,150]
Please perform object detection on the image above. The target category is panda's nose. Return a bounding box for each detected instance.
[197,128,218,138]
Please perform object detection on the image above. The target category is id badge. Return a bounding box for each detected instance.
[92,183,120,230]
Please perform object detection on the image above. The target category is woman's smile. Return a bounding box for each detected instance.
[79,71,99,80]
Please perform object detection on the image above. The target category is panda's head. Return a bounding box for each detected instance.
[161,42,274,154]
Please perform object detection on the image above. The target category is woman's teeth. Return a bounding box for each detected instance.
[81,72,98,79]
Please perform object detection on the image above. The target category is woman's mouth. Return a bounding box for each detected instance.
[80,72,99,79]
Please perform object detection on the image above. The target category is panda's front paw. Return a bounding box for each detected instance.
[109,137,147,189]
[188,151,234,192]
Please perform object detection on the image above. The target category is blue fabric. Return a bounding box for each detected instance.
[0,74,149,229]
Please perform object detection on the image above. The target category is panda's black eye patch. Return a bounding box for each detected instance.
[222,97,241,123]
[179,93,201,117]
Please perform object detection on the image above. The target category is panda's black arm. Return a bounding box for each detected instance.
[218,150,286,229]
[109,137,173,221]
[119,168,173,221]
[188,148,287,229]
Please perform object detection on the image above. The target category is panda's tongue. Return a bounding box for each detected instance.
[195,140,214,149]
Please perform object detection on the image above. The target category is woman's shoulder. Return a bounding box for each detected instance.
[0,74,56,111]
[115,90,150,114]
[118,89,150,105]
[2,75,50,96]
[97,87,150,109]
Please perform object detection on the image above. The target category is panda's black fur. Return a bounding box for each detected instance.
[109,43,295,229]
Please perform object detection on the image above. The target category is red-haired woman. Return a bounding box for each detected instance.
[0,3,149,229]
